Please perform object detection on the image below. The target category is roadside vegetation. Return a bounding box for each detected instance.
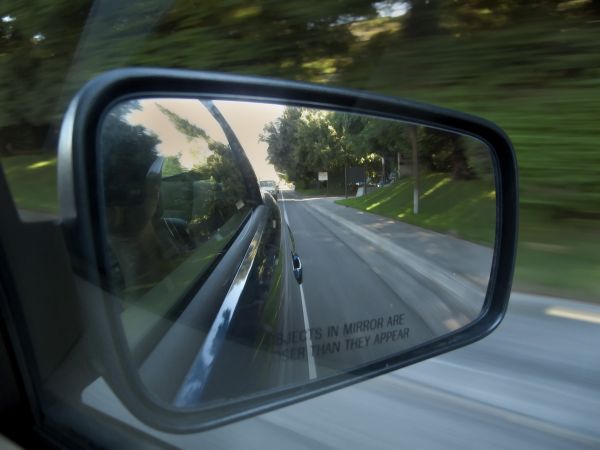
[1,154,57,213]
[336,174,495,246]
[1,1,598,300]
[335,177,599,301]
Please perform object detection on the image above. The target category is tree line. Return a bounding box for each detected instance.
[2,0,598,222]
[3,0,596,154]
[101,101,249,240]
[260,106,489,192]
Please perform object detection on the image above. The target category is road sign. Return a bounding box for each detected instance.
[318,171,328,181]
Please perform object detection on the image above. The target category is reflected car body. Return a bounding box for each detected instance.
[175,192,304,404]
[99,102,304,404]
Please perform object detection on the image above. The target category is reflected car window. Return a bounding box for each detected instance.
[99,99,253,350]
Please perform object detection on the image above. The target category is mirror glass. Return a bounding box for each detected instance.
[97,97,496,409]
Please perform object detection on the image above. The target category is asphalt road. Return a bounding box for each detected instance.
[269,191,493,379]
[274,192,436,378]
[193,291,599,450]
[82,192,600,449]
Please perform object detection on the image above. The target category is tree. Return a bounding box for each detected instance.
[162,154,185,178]
[0,0,383,156]
[0,0,90,153]
[420,128,475,180]
[261,107,306,183]
[100,102,160,207]
[403,0,442,38]
[157,104,211,143]
[263,107,418,188]
[329,111,368,163]
[157,101,248,233]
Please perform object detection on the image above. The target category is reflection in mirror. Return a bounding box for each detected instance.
[97,98,496,410]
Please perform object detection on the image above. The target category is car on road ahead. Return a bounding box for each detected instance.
[259,179,279,199]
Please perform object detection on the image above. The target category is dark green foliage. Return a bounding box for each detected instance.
[162,154,185,178]
[420,130,475,180]
[100,103,160,206]
[261,107,477,185]
[157,104,211,142]
[1,0,599,298]
[155,104,250,239]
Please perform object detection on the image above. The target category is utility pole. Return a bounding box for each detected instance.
[409,126,419,214]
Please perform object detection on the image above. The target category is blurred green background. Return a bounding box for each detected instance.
[1,0,598,301]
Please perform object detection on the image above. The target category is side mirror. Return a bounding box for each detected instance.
[58,68,517,433]
[292,253,303,284]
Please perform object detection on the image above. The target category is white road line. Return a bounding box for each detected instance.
[280,190,291,226]
[545,306,600,325]
[299,284,317,380]
[281,190,317,379]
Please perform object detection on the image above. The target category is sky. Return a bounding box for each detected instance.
[127,98,285,181]
[216,100,285,180]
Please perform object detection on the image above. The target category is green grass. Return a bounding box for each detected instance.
[337,174,496,246]
[1,154,58,214]
[335,19,600,302]
[337,174,600,302]
[515,209,600,301]
[341,19,600,221]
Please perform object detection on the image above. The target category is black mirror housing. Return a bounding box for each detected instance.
[57,68,518,433]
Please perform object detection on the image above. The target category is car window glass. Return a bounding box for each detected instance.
[99,99,253,351]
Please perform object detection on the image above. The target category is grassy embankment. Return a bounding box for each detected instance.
[337,173,599,302]
[337,174,496,245]
[336,19,600,302]
[1,154,57,213]
[2,20,599,301]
